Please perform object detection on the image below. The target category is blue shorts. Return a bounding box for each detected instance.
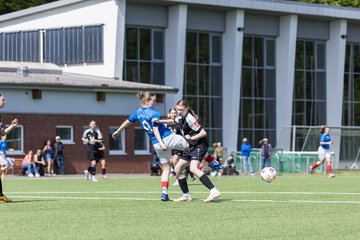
[44,154,53,161]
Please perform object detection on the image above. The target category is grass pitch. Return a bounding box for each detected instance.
[1,172,360,240]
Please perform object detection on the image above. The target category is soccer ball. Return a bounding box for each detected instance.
[260,167,277,183]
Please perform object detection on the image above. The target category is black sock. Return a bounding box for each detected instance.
[102,168,106,175]
[88,165,91,172]
[178,178,189,194]
[0,178,3,196]
[199,174,215,190]
[91,166,96,176]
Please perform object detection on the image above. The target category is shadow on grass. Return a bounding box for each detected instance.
[8,199,57,204]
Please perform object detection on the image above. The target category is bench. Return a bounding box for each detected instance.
[4,157,23,175]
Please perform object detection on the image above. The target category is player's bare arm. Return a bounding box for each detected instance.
[112,120,132,139]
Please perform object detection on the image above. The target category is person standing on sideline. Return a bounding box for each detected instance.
[241,138,254,176]
[54,136,65,175]
[112,92,189,201]
[43,140,55,176]
[259,137,272,170]
[82,120,103,182]
[309,126,336,178]
[173,99,221,203]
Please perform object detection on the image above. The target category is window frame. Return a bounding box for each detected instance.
[108,126,126,155]
[56,125,74,144]
[6,125,24,155]
[134,127,150,155]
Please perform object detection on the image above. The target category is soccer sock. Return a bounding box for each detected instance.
[178,178,189,194]
[204,154,215,163]
[311,162,319,169]
[0,178,3,196]
[90,166,96,176]
[199,174,215,190]
[161,181,168,194]
[102,168,106,175]
[327,165,332,173]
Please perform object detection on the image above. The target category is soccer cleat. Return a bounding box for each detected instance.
[83,170,88,179]
[92,175,98,182]
[203,189,221,203]
[0,195,12,203]
[173,194,192,202]
[328,173,336,178]
[160,193,170,201]
[101,174,108,179]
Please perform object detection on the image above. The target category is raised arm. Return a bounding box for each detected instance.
[112,120,133,139]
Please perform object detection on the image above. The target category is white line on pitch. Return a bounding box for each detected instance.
[8,195,360,204]
[7,191,360,195]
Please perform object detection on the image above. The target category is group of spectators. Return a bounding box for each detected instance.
[206,137,273,176]
[21,136,64,177]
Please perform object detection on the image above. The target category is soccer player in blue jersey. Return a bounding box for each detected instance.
[112,92,189,201]
[309,126,336,178]
[0,93,18,203]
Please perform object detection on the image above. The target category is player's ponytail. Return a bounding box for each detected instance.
[137,92,156,105]
[320,125,326,134]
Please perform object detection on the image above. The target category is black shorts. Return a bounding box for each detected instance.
[180,143,208,162]
[171,149,183,156]
[87,150,97,161]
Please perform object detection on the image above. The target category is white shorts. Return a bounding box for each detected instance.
[318,146,331,160]
[153,134,188,164]
[0,153,13,167]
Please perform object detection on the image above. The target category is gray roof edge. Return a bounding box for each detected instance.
[165,0,360,20]
[0,0,86,23]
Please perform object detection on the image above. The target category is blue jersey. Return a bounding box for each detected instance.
[0,140,8,153]
[320,133,331,150]
[128,108,171,144]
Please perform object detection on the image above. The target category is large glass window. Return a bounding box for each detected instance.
[123,26,164,85]
[184,31,222,144]
[343,43,360,126]
[6,125,23,155]
[134,127,150,154]
[109,127,125,155]
[293,40,326,127]
[239,36,276,149]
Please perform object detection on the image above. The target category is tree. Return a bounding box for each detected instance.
[0,0,57,15]
[300,0,360,8]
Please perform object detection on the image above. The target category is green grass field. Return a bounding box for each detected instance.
[1,172,360,240]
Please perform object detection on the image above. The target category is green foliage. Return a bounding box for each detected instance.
[0,0,57,15]
[1,173,360,239]
[300,0,360,8]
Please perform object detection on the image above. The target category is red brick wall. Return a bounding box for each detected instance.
[2,113,152,174]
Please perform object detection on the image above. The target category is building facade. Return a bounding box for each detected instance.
[1,0,360,171]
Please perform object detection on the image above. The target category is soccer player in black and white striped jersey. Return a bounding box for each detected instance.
[82,120,103,182]
[173,99,221,203]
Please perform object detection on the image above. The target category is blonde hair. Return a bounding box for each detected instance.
[137,92,156,105]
